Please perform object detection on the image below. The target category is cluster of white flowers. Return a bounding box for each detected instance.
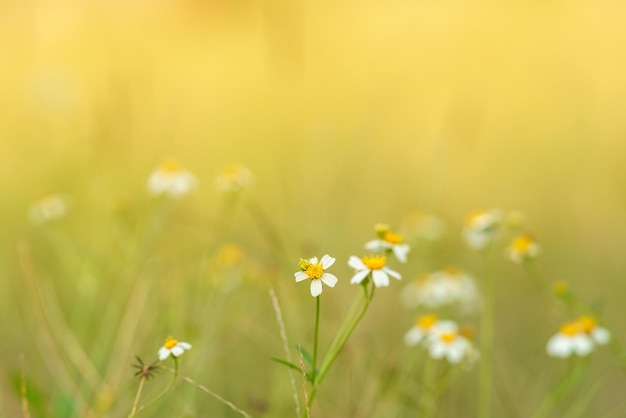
[146,160,254,198]
[547,316,611,358]
[404,315,477,364]
[401,267,480,312]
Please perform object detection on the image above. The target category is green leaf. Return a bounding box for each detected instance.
[271,358,301,372]
[296,346,313,365]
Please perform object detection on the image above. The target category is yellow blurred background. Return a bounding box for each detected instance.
[2,0,626,416]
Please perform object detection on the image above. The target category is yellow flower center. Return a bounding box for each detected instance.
[305,263,324,280]
[578,316,597,333]
[160,160,182,173]
[440,332,457,344]
[164,336,178,349]
[560,323,580,336]
[361,255,387,270]
[383,231,403,244]
[220,164,244,181]
[552,280,569,296]
[217,244,245,268]
[511,235,533,253]
[466,210,487,226]
[416,315,438,329]
[444,266,461,276]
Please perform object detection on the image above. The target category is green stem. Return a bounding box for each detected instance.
[307,283,375,409]
[312,296,320,382]
[421,358,438,418]
[530,358,587,418]
[137,357,178,413]
[478,249,495,418]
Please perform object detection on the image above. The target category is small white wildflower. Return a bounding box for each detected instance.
[404,315,457,346]
[348,255,401,288]
[158,336,192,360]
[463,209,502,250]
[147,160,196,198]
[29,193,69,225]
[427,323,474,364]
[365,224,410,263]
[215,164,253,192]
[294,255,338,297]
[507,234,541,263]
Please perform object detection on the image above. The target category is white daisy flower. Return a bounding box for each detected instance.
[158,336,192,360]
[348,255,401,288]
[29,192,69,225]
[404,315,458,346]
[294,255,338,297]
[215,164,253,192]
[147,160,196,198]
[401,267,480,313]
[426,324,474,364]
[546,322,594,358]
[365,224,410,263]
[463,209,502,250]
[507,234,541,263]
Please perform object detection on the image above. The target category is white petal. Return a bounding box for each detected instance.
[178,342,192,349]
[393,244,410,263]
[310,279,323,297]
[547,335,571,358]
[295,272,309,282]
[171,346,185,357]
[348,256,366,270]
[321,254,335,269]
[383,267,401,280]
[403,327,425,346]
[592,328,611,345]
[364,240,384,251]
[158,347,171,361]
[429,343,446,359]
[573,335,593,356]
[309,256,318,264]
[372,270,390,287]
[321,273,338,287]
[350,269,370,285]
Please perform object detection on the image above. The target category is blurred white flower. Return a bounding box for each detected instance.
[158,336,192,360]
[401,267,480,312]
[404,315,457,346]
[463,209,502,250]
[365,224,410,263]
[215,164,253,192]
[507,234,540,263]
[147,160,196,198]
[547,317,609,358]
[348,255,401,288]
[426,322,475,364]
[29,193,69,225]
[294,255,338,297]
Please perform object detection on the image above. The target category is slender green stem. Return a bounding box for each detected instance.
[530,358,587,418]
[478,249,495,418]
[421,358,438,418]
[307,283,375,409]
[137,357,178,413]
[312,296,320,382]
